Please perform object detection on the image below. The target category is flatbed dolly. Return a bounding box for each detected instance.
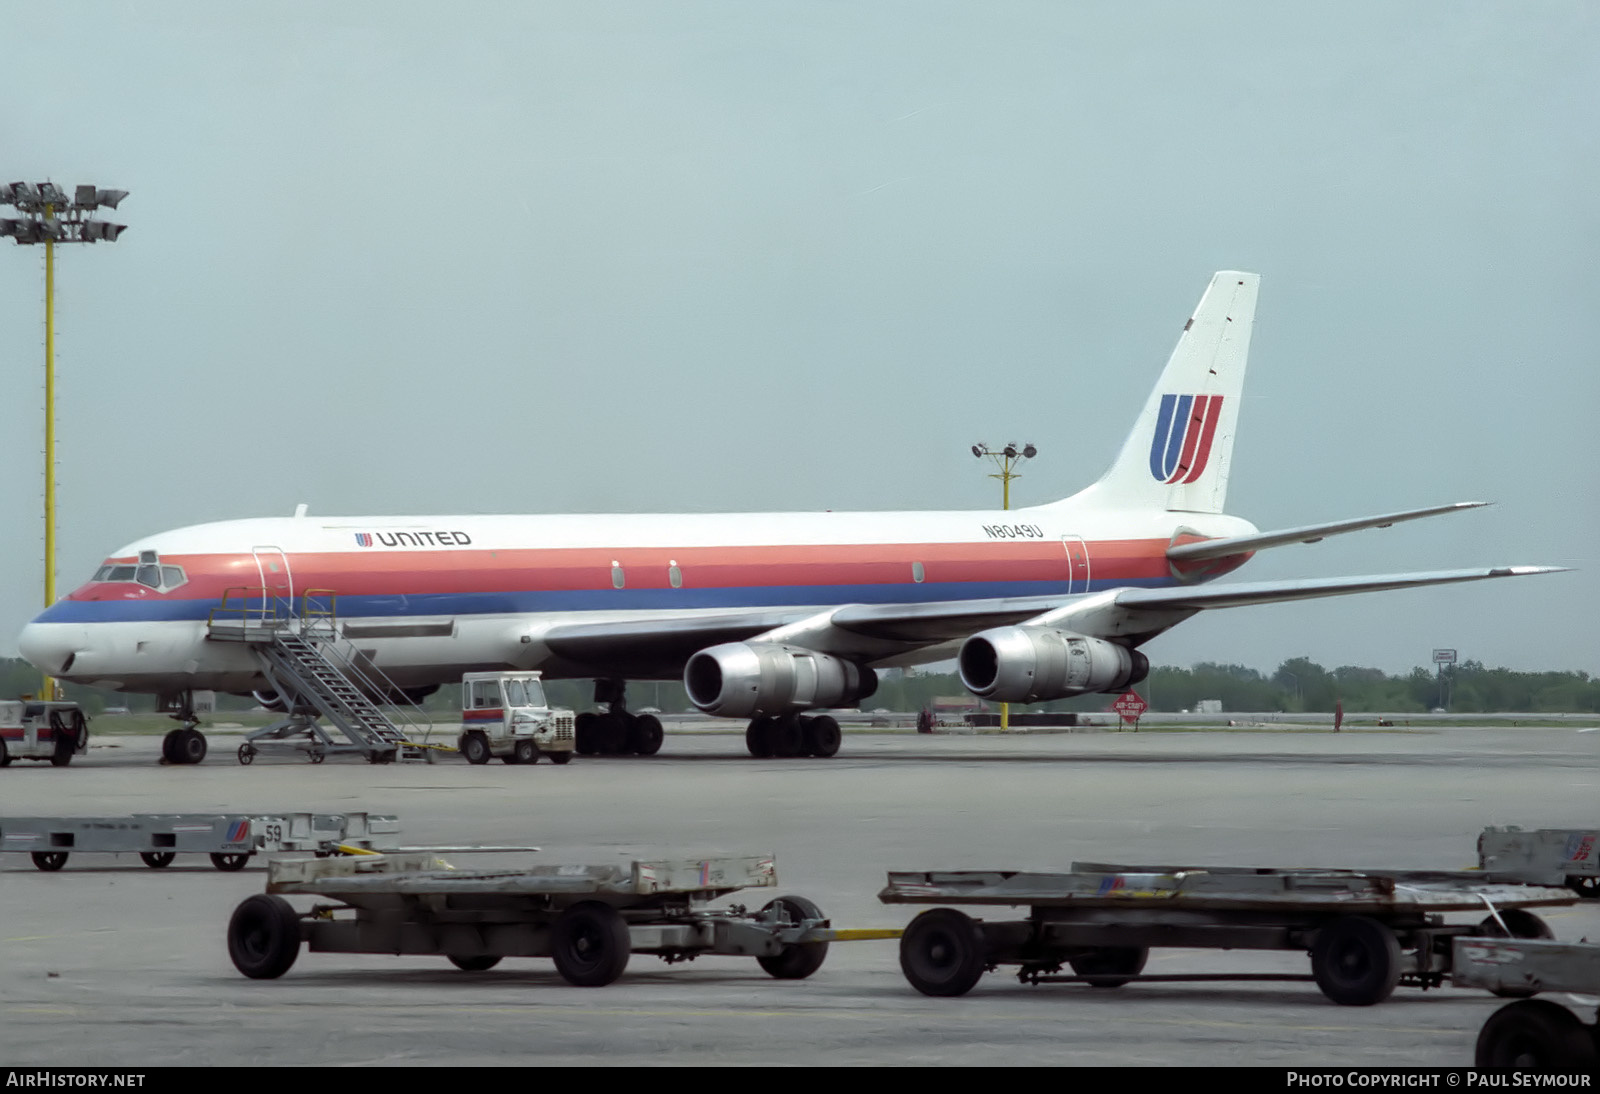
[880,860,1577,1006]
[227,852,886,986]
[1,812,415,871]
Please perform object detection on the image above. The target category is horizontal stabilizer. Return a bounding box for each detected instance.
[1116,565,1566,612]
[1168,502,1490,563]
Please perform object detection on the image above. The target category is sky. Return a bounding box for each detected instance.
[1,1,1594,674]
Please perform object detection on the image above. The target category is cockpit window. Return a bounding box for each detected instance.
[95,559,186,591]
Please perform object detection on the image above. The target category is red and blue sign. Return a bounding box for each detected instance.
[1149,394,1224,485]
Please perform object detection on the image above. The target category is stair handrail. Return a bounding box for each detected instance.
[310,639,440,748]
[208,586,283,631]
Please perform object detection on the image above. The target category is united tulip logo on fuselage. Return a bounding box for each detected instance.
[1149,393,1224,485]
[355,531,473,547]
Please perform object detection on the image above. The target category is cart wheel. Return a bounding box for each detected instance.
[447,954,503,972]
[630,714,664,757]
[1476,999,1599,1070]
[550,901,631,987]
[237,743,256,766]
[140,851,176,869]
[1069,946,1149,988]
[461,733,492,766]
[1310,915,1402,1005]
[745,717,775,758]
[802,714,842,758]
[756,895,830,979]
[210,852,251,872]
[50,738,73,767]
[512,739,539,765]
[308,748,325,765]
[1569,876,1600,900]
[548,752,573,765]
[900,907,988,997]
[31,851,68,872]
[0,738,10,766]
[228,894,302,979]
[1474,909,1555,997]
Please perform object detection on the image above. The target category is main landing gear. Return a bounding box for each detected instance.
[159,691,208,766]
[745,714,841,759]
[574,680,664,758]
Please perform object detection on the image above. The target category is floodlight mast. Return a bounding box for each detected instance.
[970,442,1039,731]
[1,181,129,700]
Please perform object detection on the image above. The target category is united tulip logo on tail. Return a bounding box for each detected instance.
[1149,393,1224,484]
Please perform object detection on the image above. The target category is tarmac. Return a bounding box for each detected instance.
[1,725,1597,1066]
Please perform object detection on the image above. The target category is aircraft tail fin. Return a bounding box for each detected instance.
[1077,271,1259,515]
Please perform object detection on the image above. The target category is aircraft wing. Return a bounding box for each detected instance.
[1167,502,1488,563]
[533,565,1564,676]
[1109,565,1566,611]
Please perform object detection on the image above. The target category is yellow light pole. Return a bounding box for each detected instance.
[2,182,129,700]
[970,442,1037,731]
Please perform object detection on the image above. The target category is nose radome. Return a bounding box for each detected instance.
[18,621,80,676]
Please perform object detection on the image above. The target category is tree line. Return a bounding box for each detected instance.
[3,657,1595,716]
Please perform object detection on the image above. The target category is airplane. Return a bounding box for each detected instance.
[16,271,1563,764]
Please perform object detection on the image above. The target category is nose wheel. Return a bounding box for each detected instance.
[161,726,208,765]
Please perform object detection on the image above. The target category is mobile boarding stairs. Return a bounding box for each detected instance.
[207,588,441,764]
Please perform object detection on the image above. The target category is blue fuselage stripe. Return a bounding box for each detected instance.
[35,577,1176,625]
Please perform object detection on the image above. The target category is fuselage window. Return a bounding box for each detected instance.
[161,566,186,590]
[912,561,925,583]
[669,561,683,588]
[611,561,625,589]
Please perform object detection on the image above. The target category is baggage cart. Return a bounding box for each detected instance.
[227,853,881,986]
[1453,937,1600,1069]
[0,812,407,871]
[880,860,1577,1006]
[1478,827,1600,899]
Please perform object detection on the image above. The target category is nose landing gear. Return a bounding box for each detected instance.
[158,691,208,765]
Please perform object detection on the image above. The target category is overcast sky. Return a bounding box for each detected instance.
[1,1,1594,673]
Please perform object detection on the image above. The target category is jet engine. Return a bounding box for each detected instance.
[685,642,877,718]
[252,688,289,713]
[958,627,1148,703]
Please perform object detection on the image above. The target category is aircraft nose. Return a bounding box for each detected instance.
[18,620,83,676]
